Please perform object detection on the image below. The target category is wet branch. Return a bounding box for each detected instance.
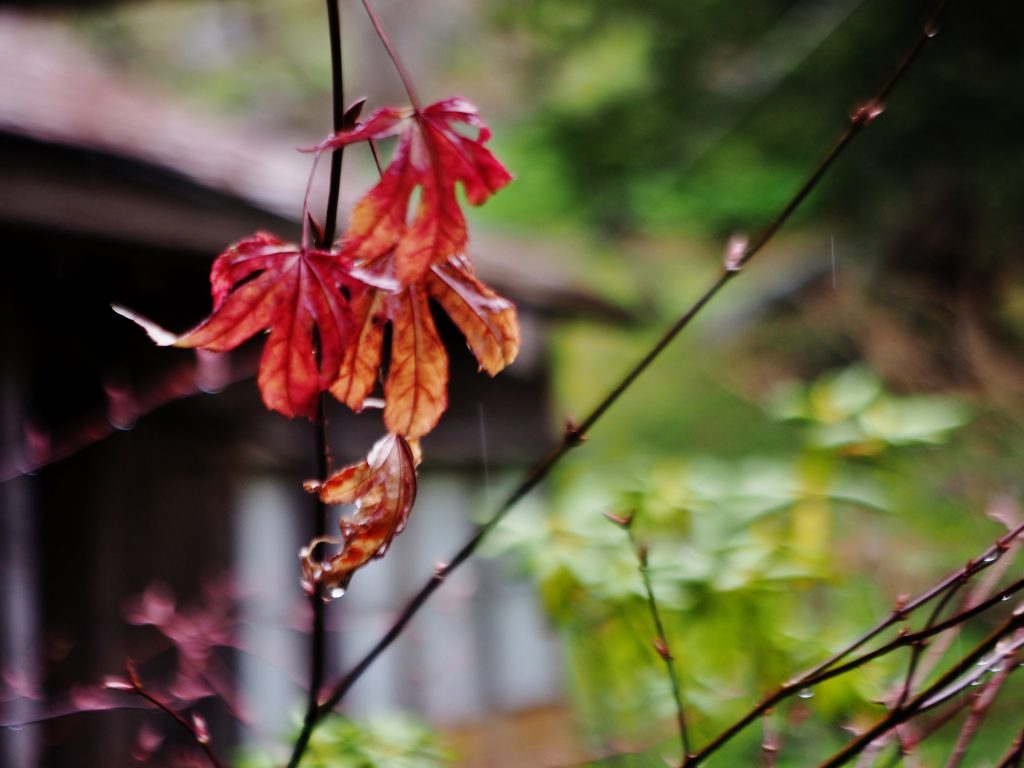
[686,518,1024,765]
[116,661,225,768]
[819,610,1024,767]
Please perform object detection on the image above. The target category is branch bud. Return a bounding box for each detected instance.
[723,234,748,273]
[652,637,673,661]
[850,100,885,126]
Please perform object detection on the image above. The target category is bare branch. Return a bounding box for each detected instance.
[113,661,225,768]
[818,608,1024,767]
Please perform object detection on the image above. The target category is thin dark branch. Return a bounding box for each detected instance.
[801,517,1023,682]
[287,394,332,768]
[818,610,1024,767]
[687,523,1024,765]
[311,0,955,735]
[896,579,967,708]
[123,662,225,768]
[621,521,691,762]
[946,648,1021,768]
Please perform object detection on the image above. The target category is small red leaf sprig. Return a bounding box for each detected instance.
[118,97,517,588]
[319,97,513,284]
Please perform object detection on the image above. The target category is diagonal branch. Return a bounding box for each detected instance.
[679,518,1024,765]
[115,660,225,768]
[819,610,1024,767]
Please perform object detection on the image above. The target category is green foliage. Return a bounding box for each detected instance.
[238,714,451,768]
[486,366,972,752]
[767,366,972,451]
[491,0,1024,243]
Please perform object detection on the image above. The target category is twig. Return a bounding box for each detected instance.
[611,512,692,762]
[912,516,1024,691]
[896,579,966,708]
[310,0,954,737]
[687,519,1024,765]
[0,352,256,484]
[114,661,225,768]
[818,608,1024,767]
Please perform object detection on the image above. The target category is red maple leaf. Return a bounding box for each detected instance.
[116,232,357,420]
[301,433,421,594]
[330,255,519,438]
[318,97,513,284]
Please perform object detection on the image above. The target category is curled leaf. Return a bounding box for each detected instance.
[319,97,513,284]
[301,434,421,594]
[117,232,358,420]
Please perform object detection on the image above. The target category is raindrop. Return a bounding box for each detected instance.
[329,586,346,599]
[970,678,984,686]
[991,664,1004,673]
[983,553,999,564]
[798,688,814,700]
[1002,595,1012,602]
[924,20,940,38]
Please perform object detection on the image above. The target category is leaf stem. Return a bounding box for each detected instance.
[361,0,422,111]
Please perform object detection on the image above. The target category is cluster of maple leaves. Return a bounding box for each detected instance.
[121,97,518,593]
